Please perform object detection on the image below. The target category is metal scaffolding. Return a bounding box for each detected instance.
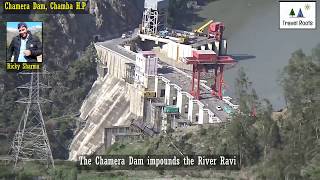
[10,71,54,168]
[142,8,159,35]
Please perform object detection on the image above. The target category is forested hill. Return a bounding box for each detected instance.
[0,0,143,159]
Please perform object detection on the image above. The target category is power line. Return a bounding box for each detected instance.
[10,70,54,169]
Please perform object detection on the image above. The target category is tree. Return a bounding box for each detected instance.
[225,68,260,166]
[302,154,320,179]
[255,100,281,161]
[289,9,295,17]
[281,47,320,142]
[276,44,320,179]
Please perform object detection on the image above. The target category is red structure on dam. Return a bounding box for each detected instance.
[185,50,235,100]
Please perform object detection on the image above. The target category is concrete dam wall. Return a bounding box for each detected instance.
[69,43,144,161]
[69,75,138,160]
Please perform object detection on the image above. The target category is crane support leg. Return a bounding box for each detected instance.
[196,67,201,100]
[191,65,195,96]
[212,67,218,97]
[218,65,224,99]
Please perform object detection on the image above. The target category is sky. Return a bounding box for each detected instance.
[7,22,42,32]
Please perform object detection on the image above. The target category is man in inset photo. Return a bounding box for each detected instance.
[7,22,43,62]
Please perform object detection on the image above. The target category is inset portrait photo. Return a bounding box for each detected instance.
[6,22,43,63]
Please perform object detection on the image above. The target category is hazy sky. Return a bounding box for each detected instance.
[7,22,42,31]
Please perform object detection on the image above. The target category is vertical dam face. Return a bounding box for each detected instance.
[68,75,136,160]
[69,43,144,161]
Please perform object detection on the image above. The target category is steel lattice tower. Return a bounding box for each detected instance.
[10,71,54,168]
[142,8,159,35]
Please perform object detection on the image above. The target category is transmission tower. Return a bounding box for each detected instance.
[10,71,54,168]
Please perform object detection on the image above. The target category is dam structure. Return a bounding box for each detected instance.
[69,0,238,161]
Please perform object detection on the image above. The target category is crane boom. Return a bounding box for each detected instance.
[194,20,214,33]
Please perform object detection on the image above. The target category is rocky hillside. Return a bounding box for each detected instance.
[0,0,144,159]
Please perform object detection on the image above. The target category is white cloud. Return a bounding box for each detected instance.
[7,27,17,32]
[7,25,42,32]
[31,25,42,29]
[28,25,42,31]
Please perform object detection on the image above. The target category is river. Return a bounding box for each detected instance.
[192,0,320,109]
